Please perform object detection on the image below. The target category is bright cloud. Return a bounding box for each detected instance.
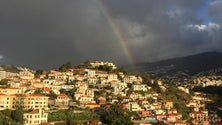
[0,55,3,60]
[187,22,221,32]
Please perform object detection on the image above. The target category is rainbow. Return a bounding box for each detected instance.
[95,0,134,65]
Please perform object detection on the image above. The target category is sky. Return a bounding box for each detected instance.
[0,0,222,70]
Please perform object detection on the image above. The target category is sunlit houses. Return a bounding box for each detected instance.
[23,108,48,125]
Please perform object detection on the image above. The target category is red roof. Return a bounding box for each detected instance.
[86,103,99,105]
[0,94,6,96]
[190,111,206,115]
[27,109,39,114]
[58,93,68,97]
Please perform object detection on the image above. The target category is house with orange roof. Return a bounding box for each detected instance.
[85,102,100,109]
[7,76,19,80]
[74,74,85,81]
[97,96,106,104]
[156,114,167,121]
[164,100,173,109]
[23,108,48,125]
[42,88,52,94]
[166,113,182,122]
[74,91,84,100]
[55,93,70,107]
[141,110,153,117]
[168,109,178,114]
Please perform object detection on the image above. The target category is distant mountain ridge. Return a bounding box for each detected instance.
[130,52,222,77]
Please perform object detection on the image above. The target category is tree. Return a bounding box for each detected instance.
[59,88,66,94]
[142,73,151,84]
[101,105,133,125]
[65,88,77,99]
[0,79,8,85]
[48,90,57,99]
[11,109,24,123]
[34,89,43,94]
[34,69,44,78]
[59,61,72,72]
[97,65,113,72]
[151,80,162,93]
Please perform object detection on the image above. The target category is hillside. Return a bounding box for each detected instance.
[130,52,222,77]
[0,65,20,73]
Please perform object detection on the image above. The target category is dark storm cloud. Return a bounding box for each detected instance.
[0,0,222,69]
[103,0,222,61]
[0,0,127,69]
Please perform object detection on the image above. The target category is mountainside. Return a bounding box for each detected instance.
[0,65,20,73]
[131,52,222,77]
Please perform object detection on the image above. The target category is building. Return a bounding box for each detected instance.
[190,111,208,123]
[55,93,70,106]
[164,101,173,109]
[0,88,22,95]
[23,108,48,125]
[24,94,49,109]
[132,84,148,91]
[126,101,143,112]
[0,94,49,110]
[19,71,34,80]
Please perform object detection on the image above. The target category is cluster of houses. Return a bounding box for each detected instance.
[0,62,221,125]
[193,76,222,87]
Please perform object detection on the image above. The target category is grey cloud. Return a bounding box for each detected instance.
[0,0,222,69]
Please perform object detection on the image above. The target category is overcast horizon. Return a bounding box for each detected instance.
[1,0,222,70]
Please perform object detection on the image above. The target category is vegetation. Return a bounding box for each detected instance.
[164,84,191,119]
[149,80,162,93]
[47,90,57,99]
[101,104,133,125]
[0,78,8,85]
[34,89,43,94]
[74,61,92,69]
[59,62,72,72]
[0,109,24,125]
[34,69,44,78]
[59,87,77,99]
[193,86,222,116]
[193,86,222,97]
[48,110,99,123]
[152,121,165,125]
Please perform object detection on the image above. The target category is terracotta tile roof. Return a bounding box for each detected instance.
[58,93,68,97]
[26,109,39,114]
